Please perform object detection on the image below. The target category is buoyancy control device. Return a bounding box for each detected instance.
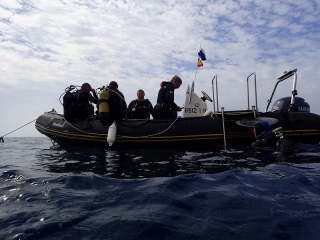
[98,89,110,123]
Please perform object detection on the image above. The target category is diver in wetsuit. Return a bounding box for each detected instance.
[75,83,98,119]
[107,81,126,121]
[127,89,153,119]
[252,120,297,151]
[152,75,183,119]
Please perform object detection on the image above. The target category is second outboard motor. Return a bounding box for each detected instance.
[271,97,310,112]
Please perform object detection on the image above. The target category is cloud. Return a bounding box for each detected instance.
[1,0,320,137]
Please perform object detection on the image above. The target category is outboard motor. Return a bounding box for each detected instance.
[271,97,310,112]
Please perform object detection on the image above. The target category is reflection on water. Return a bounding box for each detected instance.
[35,143,320,178]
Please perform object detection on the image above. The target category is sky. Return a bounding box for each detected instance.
[1,0,320,137]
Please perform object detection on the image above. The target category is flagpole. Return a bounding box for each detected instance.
[191,58,198,95]
[192,45,201,96]
[189,47,200,103]
[193,44,201,92]
[190,45,205,103]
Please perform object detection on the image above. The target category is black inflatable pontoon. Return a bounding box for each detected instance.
[35,69,320,147]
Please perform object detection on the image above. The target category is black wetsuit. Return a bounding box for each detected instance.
[251,131,297,151]
[75,90,98,119]
[153,82,178,119]
[108,89,126,121]
[127,99,153,119]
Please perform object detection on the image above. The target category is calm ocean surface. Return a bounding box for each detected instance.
[1,137,320,240]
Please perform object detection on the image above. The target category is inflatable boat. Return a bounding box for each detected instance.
[35,69,320,147]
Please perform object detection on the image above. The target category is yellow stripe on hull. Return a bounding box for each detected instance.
[36,123,320,144]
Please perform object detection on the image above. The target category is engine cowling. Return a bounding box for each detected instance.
[272,97,310,112]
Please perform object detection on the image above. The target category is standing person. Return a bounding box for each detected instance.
[152,75,182,119]
[108,81,126,120]
[75,83,98,119]
[127,89,153,119]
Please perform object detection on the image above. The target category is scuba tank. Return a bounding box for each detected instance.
[98,89,110,124]
[107,122,117,146]
[63,86,77,121]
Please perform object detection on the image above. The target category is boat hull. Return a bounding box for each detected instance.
[35,110,320,147]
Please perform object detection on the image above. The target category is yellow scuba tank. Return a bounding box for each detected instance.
[98,90,110,123]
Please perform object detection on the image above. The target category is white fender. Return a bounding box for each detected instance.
[107,122,117,146]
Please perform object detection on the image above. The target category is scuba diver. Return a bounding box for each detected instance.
[127,89,153,119]
[97,81,126,124]
[107,81,126,121]
[74,83,98,119]
[153,75,183,119]
[252,120,298,151]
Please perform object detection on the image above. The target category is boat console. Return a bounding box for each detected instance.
[182,91,208,118]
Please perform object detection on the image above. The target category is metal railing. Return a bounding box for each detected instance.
[211,75,219,112]
[247,72,258,111]
[265,69,297,112]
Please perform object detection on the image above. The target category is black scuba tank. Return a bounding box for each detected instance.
[63,91,77,121]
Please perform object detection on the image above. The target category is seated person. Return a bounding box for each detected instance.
[252,120,297,151]
[75,83,98,119]
[108,81,126,121]
[127,89,153,119]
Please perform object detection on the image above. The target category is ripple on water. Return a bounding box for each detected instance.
[0,138,320,239]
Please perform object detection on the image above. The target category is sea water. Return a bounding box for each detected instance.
[1,137,320,240]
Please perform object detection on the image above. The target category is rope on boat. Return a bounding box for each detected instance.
[108,88,128,120]
[118,119,150,128]
[120,118,180,138]
[211,107,260,149]
[62,117,180,138]
[0,119,37,142]
[63,118,108,136]
[221,107,227,149]
[50,139,58,146]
